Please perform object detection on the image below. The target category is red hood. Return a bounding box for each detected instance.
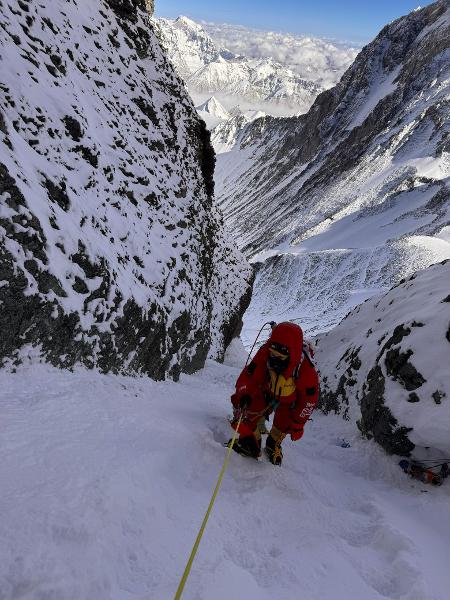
[267,322,303,376]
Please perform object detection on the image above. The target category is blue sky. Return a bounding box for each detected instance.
[155,0,432,43]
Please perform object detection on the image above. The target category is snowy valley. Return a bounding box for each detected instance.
[215,0,450,348]
[1,0,450,599]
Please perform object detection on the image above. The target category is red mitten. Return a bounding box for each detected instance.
[231,393,239,409]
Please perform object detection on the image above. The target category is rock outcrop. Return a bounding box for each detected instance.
[0,0,252,379]
[315,260,450,456]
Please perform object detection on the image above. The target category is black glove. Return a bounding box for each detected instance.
[239,395,251,409]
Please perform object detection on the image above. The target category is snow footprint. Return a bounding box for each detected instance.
[342,500,424,599]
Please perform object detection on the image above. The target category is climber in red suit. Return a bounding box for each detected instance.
[229,322,319,466]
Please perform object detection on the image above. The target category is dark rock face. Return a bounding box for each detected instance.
[432,390,446,404]
[105,0,147,22]
[62,116,84,142]
[319,373,350,417]
[384,349,426,391]
[357,366,414,456]
[0,0,252,378]
[377,325,411,360]
[318,345,361,418]
[408,393,420,403]
[194,118,216,198]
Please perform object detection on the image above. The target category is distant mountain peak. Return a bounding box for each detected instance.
[174,15,204,32]
[196,96,230,130]
[155,16,327,117]
[197,96,230,117]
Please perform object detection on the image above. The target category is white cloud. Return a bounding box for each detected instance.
[201,21,360,88]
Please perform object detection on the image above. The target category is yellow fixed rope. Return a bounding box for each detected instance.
[173,413,243,600]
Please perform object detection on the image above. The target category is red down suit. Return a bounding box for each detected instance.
[231,322,320,440]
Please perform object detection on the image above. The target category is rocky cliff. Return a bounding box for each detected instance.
[0,0,253,379]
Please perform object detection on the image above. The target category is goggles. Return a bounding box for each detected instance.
[268,342,290,359]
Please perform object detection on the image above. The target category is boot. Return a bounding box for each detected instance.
[265,427,286,466]
[228,434,261,459]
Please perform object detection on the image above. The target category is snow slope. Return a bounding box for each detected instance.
[1,353,450,599]
[216,1,450,346]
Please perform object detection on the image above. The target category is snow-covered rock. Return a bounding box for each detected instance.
[316,260,450,457]
[0,0,253,379]
[211,109,266,154]
[155,16,324,117]
[216,0,450,345]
